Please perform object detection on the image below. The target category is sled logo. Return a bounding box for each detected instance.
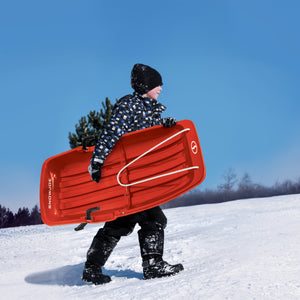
[191,141,198,154]
[48,178,52,209]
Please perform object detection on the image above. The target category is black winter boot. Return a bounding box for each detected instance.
[142,256,184,280]
[138,229,184,280]
[82,229,119,285]
[82,261,111,285]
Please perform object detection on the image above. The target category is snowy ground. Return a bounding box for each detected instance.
[1,194,300,300]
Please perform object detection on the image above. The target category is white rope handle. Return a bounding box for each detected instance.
[117,128,199,187]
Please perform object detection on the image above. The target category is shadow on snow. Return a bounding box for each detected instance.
[25,263,143,286]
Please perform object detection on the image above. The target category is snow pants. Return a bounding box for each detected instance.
[102,206,167,237]
[86,206,167,267]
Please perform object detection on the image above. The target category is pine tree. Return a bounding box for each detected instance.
[29,205,42,225]
[0,205,15,228]
[6,210,15,227]
[68,97,113,149]
[14,207,31,227]
[0,205,6,228]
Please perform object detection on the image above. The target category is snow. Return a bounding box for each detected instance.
[1,194,300,300]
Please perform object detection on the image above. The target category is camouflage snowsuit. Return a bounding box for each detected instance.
[91,92,166,166]
[87,93,170,267]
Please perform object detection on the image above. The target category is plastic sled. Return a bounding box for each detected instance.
[40,120,206,227]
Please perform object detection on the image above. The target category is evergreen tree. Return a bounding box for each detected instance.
[68,97,113,149]
[0,205,15,228]
[14,207,31,227]
[0,205,7,228]
[6,210,15,227]
[29,205,43,225]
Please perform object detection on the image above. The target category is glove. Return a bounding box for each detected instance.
[162,117,177,128]
[88,162,102,183]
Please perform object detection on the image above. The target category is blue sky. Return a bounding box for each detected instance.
[1,0,300,212]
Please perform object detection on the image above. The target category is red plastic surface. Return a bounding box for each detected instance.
[40,120,206,226]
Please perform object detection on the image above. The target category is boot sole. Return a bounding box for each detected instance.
[82,275,111,285]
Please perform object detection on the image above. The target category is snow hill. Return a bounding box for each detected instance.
[1,194,300,300]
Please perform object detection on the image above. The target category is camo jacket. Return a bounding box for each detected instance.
[91,92,166,165]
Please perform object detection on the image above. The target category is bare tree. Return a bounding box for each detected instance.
[237,172,255,198]
[218,168,237,192]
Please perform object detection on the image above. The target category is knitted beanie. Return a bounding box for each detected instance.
[131,64,163,94]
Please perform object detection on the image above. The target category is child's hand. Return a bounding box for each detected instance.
[88,162,102,183]
[162,117,177,127]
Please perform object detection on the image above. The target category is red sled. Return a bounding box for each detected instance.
[40,120,206,227]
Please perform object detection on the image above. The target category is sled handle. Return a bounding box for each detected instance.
[74,206,100,231]
[117,128,199,187]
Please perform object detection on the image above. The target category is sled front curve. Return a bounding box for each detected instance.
[40,120,206,226]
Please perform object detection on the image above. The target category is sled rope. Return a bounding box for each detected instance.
[117,128,199,187]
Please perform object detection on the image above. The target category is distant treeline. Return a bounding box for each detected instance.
[162,170,300,209]
[0,205,42,229]
[1,170,300,228]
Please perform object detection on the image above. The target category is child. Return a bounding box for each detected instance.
[83,64,183,285]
